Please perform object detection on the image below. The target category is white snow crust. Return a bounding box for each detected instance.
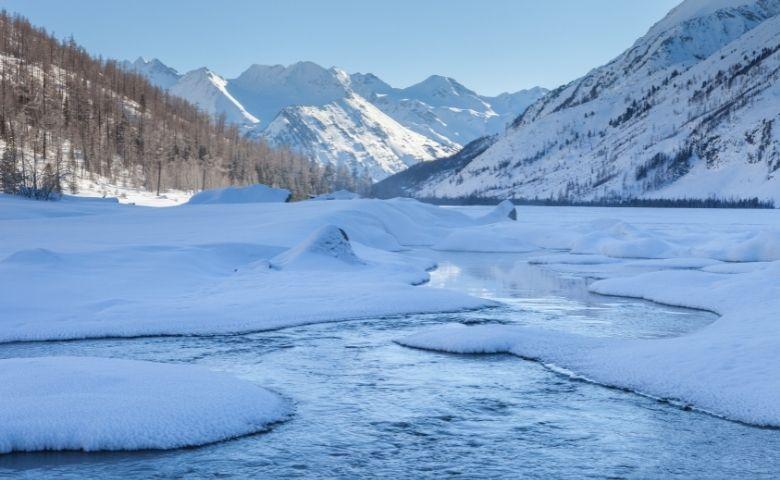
[187,184,291,204]
[0,356,289,453]
[0,194,492,342]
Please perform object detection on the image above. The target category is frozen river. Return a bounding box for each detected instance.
[1,249,779,479]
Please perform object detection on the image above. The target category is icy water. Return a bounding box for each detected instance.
[2,250,780,479]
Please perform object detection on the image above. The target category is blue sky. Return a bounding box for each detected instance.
[2,0,681,95]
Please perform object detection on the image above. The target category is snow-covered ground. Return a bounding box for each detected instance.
[0,190,505,453]
[73,175,193,207]
[2,193,779,453]
[400,205,780,427]
[0,356,289,453]
[0,192,493,343]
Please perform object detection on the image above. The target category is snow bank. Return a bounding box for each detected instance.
[399,259,780,427]
[0,196,490,342]
[310,190,361,201]
[700,229,780,262]
[433,226,537,252]
[188,184,291,204]
[569,220,684,259]
[0,357,289,453]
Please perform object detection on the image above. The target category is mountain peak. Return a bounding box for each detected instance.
[349,72,394,98]
[650,0,777,35]
[123,57,180,90]
[399,75,487,111]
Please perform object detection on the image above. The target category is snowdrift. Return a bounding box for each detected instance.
[0,357,289,453]
[188,184,291,204]
[0,196,489,342]
[310,190,361,201]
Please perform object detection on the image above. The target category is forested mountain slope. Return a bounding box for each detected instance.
[0,12,342,200]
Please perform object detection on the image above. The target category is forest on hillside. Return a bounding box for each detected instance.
[0,12,366,200]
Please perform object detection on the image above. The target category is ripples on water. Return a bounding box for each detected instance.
[1,250,778,479]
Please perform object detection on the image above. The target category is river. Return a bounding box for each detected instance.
[1,249,778,479]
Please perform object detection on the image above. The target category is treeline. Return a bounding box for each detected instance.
[0,12,359,200]
[417,196,775,209]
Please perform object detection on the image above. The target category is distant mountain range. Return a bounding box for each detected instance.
[122,58,546,180]
[376,0,780,203]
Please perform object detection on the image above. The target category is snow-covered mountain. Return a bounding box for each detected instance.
[229,62,351,127]
[263,94,455,179]
[124,59,544,180]
[407,0,780,203]
[169,68,260,126]
[121,57,181,90]
[354,74,546,148]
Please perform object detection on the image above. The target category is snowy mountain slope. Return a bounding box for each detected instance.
[356,74,547,147]
[121,57,181,90]
[483,87,550,117]
[418,0,780,203]
[372,135,497,198]
[169,68,260,126]
[228,61,351,127]
[348,72,394,97]
[263,93,456,179]
[127,58,544,180]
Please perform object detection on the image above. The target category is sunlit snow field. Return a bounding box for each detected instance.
[1,196,779,478]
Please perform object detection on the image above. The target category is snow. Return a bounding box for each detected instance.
[269,225,364,270]
[0,195,491,343]
[121,57,181,90]
[129,58,545,179]
[398,205,780,427]
[169,68,260,126]
[187,184,291,205]
[74,176,193,207]
[262,93,456,179]
[433,224,538,253]
[5,194,780,431]
[0,356,289,453]
[310,190,361,201]
[417,0,780,204]
[476,199,517,223]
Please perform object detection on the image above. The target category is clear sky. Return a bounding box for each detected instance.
[1,0,681,95]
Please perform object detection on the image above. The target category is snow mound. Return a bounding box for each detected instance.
[188,184,291,205]
[433,223,537,253]
[714,230,780,262]
[570,220,684,259]
[0,357,290,453]
[476,199,517,223]
[310,190,361,201]
[270,225,364,270]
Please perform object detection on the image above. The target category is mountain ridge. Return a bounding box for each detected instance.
[124,59,546,179]
[390,0,780,203]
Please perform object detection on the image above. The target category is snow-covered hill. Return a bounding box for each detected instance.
[263,94,455,180]
[125,59,544,180]
[411,0,780,203]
